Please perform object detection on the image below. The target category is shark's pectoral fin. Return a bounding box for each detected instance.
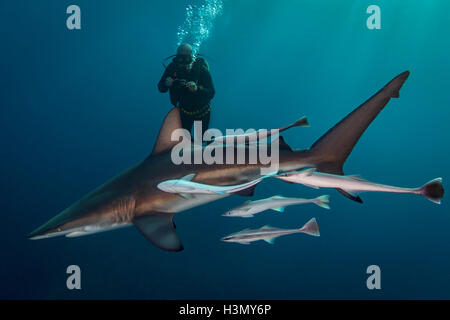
[133,212,183,252]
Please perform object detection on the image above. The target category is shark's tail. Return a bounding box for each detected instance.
[298,218,320,237]
[306,71,410,202]
[294,116,309,128]
[419,178,444,204]
[313,195,330,210]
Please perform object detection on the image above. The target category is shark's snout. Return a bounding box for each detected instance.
[27,223,63,240]
[157,181,178,193]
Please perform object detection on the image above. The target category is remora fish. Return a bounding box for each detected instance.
[213,116,309,143]
[221,218,320,244]
[29,71,424,252]
[157,172,277,198]
[222,195,330,218]
[278,168,444,204]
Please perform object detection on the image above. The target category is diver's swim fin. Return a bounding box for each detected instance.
[133,212,183,252]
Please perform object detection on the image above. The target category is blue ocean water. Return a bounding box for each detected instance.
[1,0,449,299]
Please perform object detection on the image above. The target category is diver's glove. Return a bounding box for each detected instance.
[165,77,174,87]
[186,81,198,92]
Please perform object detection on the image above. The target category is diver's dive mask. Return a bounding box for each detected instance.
[174,54,193,65]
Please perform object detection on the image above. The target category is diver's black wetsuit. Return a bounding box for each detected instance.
[158,61,215,137]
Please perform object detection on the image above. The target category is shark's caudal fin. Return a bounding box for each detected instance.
[293,116,309,128]
[133,212,183,252]
[151,107,188,156]
[419,178,444,204]
[313,195,330,210]
[308,71,410,202]
[299,218,320,237]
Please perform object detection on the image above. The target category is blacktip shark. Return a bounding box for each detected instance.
[278,168,444,204]
[222,195,330,218]
[29,71,432,252]
[157,171,277,198]
[212,116,309,143]
[221,218,320,245]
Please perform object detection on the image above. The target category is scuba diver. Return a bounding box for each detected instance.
[158,43,215,139]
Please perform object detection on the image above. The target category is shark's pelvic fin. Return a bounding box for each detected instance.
[133,212,183,252]
[308,71,410,202]
[151,107,189,155]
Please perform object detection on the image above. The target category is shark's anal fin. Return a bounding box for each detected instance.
[133,212,183,252]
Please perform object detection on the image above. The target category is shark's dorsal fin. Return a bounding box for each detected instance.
[151,107,189,155]
[133,212,183,252]
[181,174,195,181]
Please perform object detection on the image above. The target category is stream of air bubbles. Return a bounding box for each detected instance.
[176,0,224,55]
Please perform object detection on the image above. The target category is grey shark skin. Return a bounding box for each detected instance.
[222,195,330,218]
[157,171,277,196]
[29,71,416,252]
[221,218,320,245]
[278,168,444,204]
